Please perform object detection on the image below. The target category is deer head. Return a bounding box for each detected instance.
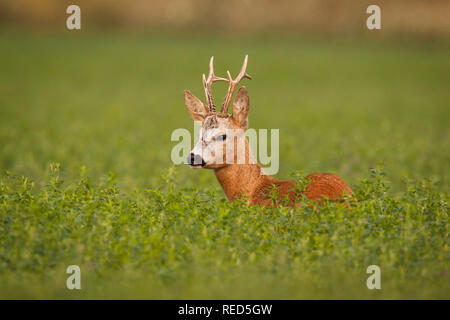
[184,55,252,169]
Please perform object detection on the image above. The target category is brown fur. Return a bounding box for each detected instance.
[213,142,353,207]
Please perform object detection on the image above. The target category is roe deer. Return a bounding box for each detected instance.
[184,55,353,207]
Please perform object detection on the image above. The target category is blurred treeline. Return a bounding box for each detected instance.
[1,0,449,38]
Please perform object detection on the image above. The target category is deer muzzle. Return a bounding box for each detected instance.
[187,153,206,167]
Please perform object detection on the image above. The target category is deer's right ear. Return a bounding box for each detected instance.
[184,90,208,123]
[231,87,250,129]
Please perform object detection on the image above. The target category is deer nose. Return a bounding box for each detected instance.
[188,153,206,166]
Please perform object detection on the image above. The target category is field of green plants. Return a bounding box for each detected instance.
[0,30,449,299]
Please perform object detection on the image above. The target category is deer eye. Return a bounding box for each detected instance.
[214,134,227,142]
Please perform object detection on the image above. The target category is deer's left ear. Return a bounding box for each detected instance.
[232,87,249,129]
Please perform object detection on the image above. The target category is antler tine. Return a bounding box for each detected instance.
[203,56,227,113]
[220,55,252,114]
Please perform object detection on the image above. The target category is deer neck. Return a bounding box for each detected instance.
[213,143,270,201]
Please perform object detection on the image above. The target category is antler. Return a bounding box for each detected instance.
[202,56,227,113]
[220,55,251,114]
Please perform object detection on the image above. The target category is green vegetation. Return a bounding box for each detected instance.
[0,31,448,298]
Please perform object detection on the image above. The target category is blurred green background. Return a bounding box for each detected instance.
[0,0,449,299]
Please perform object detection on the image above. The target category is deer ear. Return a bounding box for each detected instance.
[232,87,249,129]
[184,90,208,122]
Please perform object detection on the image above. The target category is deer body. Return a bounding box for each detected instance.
[214,139,352,206]
[184,56,353,207]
